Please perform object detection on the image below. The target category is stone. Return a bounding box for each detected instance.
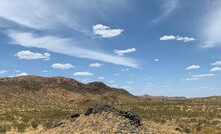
[84,107,93,116]
[70,113,80,118]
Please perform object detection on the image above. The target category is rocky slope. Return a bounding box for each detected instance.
[41,105,150,134]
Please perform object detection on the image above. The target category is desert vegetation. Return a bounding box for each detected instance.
[0,76,221,133]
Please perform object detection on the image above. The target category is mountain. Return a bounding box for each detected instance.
[0,75,137,111]
[141,94,187,100]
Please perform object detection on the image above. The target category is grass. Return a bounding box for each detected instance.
[0,89,221,133]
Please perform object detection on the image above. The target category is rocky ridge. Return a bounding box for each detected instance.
[42,105,150,134]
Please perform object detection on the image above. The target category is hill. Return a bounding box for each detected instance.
[0,75,221,133]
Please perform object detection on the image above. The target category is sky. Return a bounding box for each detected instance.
[0,0,221,98]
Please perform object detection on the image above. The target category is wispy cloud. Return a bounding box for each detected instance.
[8,31,139,68]
[89,63,104,68]
[108,80,115,83]
[0,0,129,33]
[15,72,28,77]
[185,65,200,70]
[98,77,104,80]
[0,70,7,75]
[192,74,215,78]
[154,59,159,62]
[15,50,50,60]
[0,0,138,68]
[127,81,134,84]
[73,71,93,76]
[121,68,129,71]
[184,73,215,81]
[93,24,123,38]
[152,0,179,24]
[160,35,196,42]
[183,77,200,81]
[52,63,74,69]
[200,2,221,48]
[114,48,136,56]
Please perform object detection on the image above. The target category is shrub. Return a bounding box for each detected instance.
[14,123,27,133]
[31,120,40,129]
[0,125,7,133]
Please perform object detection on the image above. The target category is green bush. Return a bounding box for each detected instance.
[14,123,27,133]
[31,120,40,129]
[0,125,7,133]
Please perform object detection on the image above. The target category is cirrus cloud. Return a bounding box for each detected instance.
[0,70,7,75]
[114,48,136,56]
[8,31,139,68]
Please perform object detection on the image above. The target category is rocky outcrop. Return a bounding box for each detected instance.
[83,105,141,127]
[43,105,147,134]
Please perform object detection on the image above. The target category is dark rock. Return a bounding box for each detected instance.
[175,127,183,132]
[84,105,141,127]
[84,107,93,116]
[70,113,80,118]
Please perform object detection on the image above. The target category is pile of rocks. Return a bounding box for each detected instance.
[83,105,141,127]
[43,105,149,134]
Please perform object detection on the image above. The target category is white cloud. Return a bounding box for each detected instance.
[201,2,221,48]
[52,63,74,69]
[210,67,221,72]
[110,85,118,87]
[108,80,115,83]
[16,72,28,77]
[192,74,215,78]
[98,77,104,80]
[93,24,123,38]
[127,81,133,84]
[0,70,7,75]
[176,36,196,42]
[160,35,195,42]
[114,48,136,56]
[160,35,176,40]
[8,31,139,68]
[184,73,215,81]
[211,61,221,66]
[0,0,129,32]
[15,50,50,60]
[0,0,138,68]
[154,59,159,62]
[89,63,103,68]
[14,70,21,72]
[185,65,200,70]
[73,71,93,76]
[152,0,178,24]
[184,77,200,81]
[42,70,49,73]
[121,68,129,71]
[114,74,119,76]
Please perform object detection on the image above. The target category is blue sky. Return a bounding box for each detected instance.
[0,0,221,97]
